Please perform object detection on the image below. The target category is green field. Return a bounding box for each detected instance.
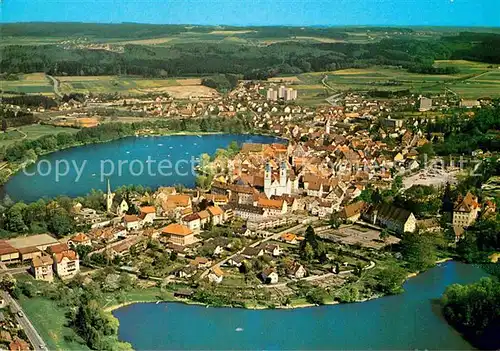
[0,73,54,95]
[295,61,500,101]
[0,125,80,147]
[58,76,180,95]
[18,296,89,351]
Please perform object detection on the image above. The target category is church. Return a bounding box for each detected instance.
[264,161,297,198]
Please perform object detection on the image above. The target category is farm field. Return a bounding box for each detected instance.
[57,76,217,98]
[0,125,79,147]
[0,73,54,95]
[295,60,500,99]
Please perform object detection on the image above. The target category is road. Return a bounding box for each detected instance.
[2,291,47,350]
[46,74,62,98]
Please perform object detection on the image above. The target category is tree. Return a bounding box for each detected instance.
[301,242,315,262]
[48,208,75,238]
[5,202,28,232]
[400,232,437,272]
[376,266,407,294]
[306,287,328,305]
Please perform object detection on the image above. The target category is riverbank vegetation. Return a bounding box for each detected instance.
[441,274,500,350]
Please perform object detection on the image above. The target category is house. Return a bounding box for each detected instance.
[340,201,366,222]
[207,206,225,225]
[259,268,278,284]
[262,243,282,257]
[108,236,143,259]
[257,197,287,216]
[31,255,54,282]
[190,256,212,269]
[241,247,264,258]
[227,254,246,267]
[197,210,211,228]
[0,241,19,263]
[162,223,196,246]
[68,233,92,247]
[362,203,416,234]
[286,262,306,279]
[173,289,194,299]
[182,213,201,232]
[280,233,303,245]
[453,192,480,228]
[18,246,42,262]
[139,206,156,225]
[53,249,80,279]
[9,337,30,351]
[174,265,196,279]
[208,266,224,283]
[123,215,141,231]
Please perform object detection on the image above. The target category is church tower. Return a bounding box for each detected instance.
[106,178,115,213]
[325,118,331,135]
[279,161,287,188]
[264,162,272,198]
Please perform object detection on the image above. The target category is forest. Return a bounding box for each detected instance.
[1,24,499,79]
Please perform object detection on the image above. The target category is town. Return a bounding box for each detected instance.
[0,19,499,351]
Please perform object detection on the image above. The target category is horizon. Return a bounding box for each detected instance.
[2,21,500,29]
[2,0,500,27]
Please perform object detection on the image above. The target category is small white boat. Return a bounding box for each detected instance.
[156,301,160,304]
[235,327,243,332]
[197,135,202,138]
[158,143,163,146]
[169,146,173,149]
[126,151,130,154]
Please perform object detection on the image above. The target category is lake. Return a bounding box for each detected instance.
[3,134,282,202]
[113,261,485,350]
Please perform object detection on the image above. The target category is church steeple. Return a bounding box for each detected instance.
[106,178,114,213]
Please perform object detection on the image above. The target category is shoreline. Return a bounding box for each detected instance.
[0,128,282,190]
[107,258,456,314]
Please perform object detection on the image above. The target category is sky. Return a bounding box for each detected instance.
[1,0,499,27]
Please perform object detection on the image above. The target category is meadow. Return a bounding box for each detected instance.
[0,73,54,95]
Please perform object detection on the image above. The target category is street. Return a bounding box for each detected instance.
[2,291,47,351]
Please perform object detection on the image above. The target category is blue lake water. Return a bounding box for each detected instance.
[3,134,282,202]
[113,261,485,350]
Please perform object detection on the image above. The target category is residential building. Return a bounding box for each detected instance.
[31,255,54,282]
[453,192,481,227]
[208,266,224,284]
[259,268,278,284]
[139,206,156,225]
[362,203,417,234]
[162,223,196,246]
[123,215,141,231]
[68,233,92,247]
[182,213,202,232]
[53,250,80,279]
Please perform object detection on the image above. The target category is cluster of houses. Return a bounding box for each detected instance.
[0,234,80,282]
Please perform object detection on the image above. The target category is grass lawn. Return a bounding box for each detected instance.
[18,296,89,351]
